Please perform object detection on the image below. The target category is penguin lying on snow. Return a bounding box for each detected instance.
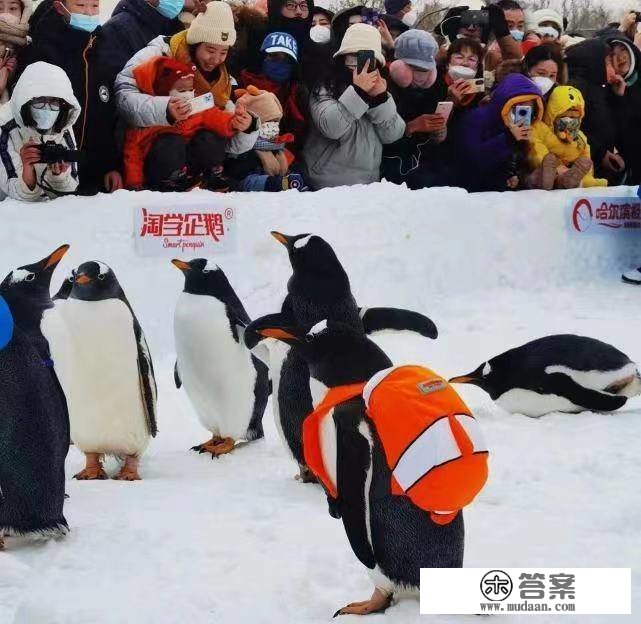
[248,319,488,617]
[51,262,157,480]
[245,232,439,482]
[0,248,71,548]
[450,334,641,417]
[172,259,269,457]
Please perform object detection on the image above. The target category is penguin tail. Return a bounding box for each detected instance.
[1,520,69,540]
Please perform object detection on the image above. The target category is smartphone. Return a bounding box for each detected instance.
[356,50,376,74]
[465,77,485,93]
[435,101,454,123]
[460,9,489,29]
[188,92,214,115]
[514,104,533,127]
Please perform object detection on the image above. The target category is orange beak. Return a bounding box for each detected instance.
[44,244,70,269]
[258,328,297,341]
[171,259,191,271]
[75,273,91,285]
[448,375,476,384]
[271,231,289,246]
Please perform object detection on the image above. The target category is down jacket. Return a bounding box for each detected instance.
[0,62,80,201]
[528,86,607,187]
[303,86,405,190]
[115,35,258,156]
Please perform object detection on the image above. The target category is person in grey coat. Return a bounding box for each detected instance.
[303,23,405,190]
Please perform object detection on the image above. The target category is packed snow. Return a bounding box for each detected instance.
[0,183,639,623]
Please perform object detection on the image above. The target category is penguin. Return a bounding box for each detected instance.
[0,250,71,548]
[245,232,439,481]
[171,259,270,456]
[449,334,641,417]
[52,271,75,301]
[51,261,157,480]
[247,319,466,617]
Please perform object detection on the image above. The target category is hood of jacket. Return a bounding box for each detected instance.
[542,85,584,126]
[602,34,640,82]
[268,0,315,36]
[489,73,544,127]
[132,55,194,96]
[11,61,81,130]
[566,37,608,85]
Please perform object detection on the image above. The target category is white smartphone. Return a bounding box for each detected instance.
[435,101,454,122]
[514,104,533,127]
[466,77,486,93]
[188,92,214,116]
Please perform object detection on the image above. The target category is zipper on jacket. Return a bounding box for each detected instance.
[80,36,94,150]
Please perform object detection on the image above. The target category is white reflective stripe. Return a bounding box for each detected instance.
[393,418,460,490]
[455,414,488,453]
[362,366,398,408]
[433,510,455,515]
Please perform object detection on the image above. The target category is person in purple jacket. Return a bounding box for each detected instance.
[453,73,544,192]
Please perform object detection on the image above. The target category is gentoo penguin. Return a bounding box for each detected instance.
[52,261,157,480]
[249,319,475,617]
[52,271,75,301]
[171,259,269,456]
[245,232,438,481]
[449,334,641,417]
[0,253,71,548]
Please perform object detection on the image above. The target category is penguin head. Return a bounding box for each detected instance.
[449,360,501,398]
[70,261,122,301]
[171,258,234,300]
[270,231,350,297]
[0,244,70,311]
[248,318,392,386]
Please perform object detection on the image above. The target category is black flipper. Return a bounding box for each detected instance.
[245,356,270,441]
[543,373,628,412]
[334,400,376,570]
[133,318,158,437]
[360,307,438,339]
[174,361,182,389]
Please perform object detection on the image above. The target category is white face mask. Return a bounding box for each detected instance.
[309,24,331,44]
[537,26,559,39]
[448,65,476,80]
[30,106,60,131]
[169,89,195,102]
[531,76,555,95]
[260,120,281,140]
[402,10,418,27]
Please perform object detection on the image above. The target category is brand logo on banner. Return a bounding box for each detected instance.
[420,568,631,615]
[570,197,641,233]
[134,205,237,257]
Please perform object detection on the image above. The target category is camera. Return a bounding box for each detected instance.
[37,141,81,165]
[460,9,489,29]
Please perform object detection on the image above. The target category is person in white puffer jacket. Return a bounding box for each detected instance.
[0,61,80,202]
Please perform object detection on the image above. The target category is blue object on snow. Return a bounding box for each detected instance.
[0,295,13,350]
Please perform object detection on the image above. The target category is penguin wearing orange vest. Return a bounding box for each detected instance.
[247,318,488,617]
[245,232,439,482]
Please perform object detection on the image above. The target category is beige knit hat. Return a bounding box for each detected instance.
[186,1,237,47]
[334,23,385,67]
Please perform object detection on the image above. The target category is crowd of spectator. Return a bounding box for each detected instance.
[0,0,640,201]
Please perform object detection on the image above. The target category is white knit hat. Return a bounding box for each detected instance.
[334,23,385,67]
[186,1,237,47]
[532,8,564,34]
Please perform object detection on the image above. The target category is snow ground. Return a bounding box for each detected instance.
[0,184,639,623]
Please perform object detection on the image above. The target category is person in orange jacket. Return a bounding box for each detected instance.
[123,55,250,191]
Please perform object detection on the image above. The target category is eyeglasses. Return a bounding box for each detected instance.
[284,1,308,11]
[31,100,61,111]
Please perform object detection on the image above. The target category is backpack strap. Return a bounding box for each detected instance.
[303,383,366,499]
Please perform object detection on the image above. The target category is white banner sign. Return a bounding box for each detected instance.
[133,204,238,257]
[569,195,641,234]
[421,568,631,615]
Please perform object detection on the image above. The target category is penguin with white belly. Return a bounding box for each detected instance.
[0,250,72,548]
[245,232,439,481]
[171,259,269,457]
[248,319,488,617]
[52,261,157,480]
[449,334,641,417]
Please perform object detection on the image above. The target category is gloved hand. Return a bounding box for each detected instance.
[487,4,510,39]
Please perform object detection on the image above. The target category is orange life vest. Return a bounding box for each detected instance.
[303,365,489,525]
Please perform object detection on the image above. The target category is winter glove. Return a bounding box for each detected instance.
[487,4,510,39]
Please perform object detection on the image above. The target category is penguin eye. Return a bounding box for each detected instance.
[98,274,106,281]
[67,276,74,283]
[304,333,315,343]
[25,273,35,282]
[202,269,210,274]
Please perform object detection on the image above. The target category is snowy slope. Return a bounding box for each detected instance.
[0,183,639,623]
